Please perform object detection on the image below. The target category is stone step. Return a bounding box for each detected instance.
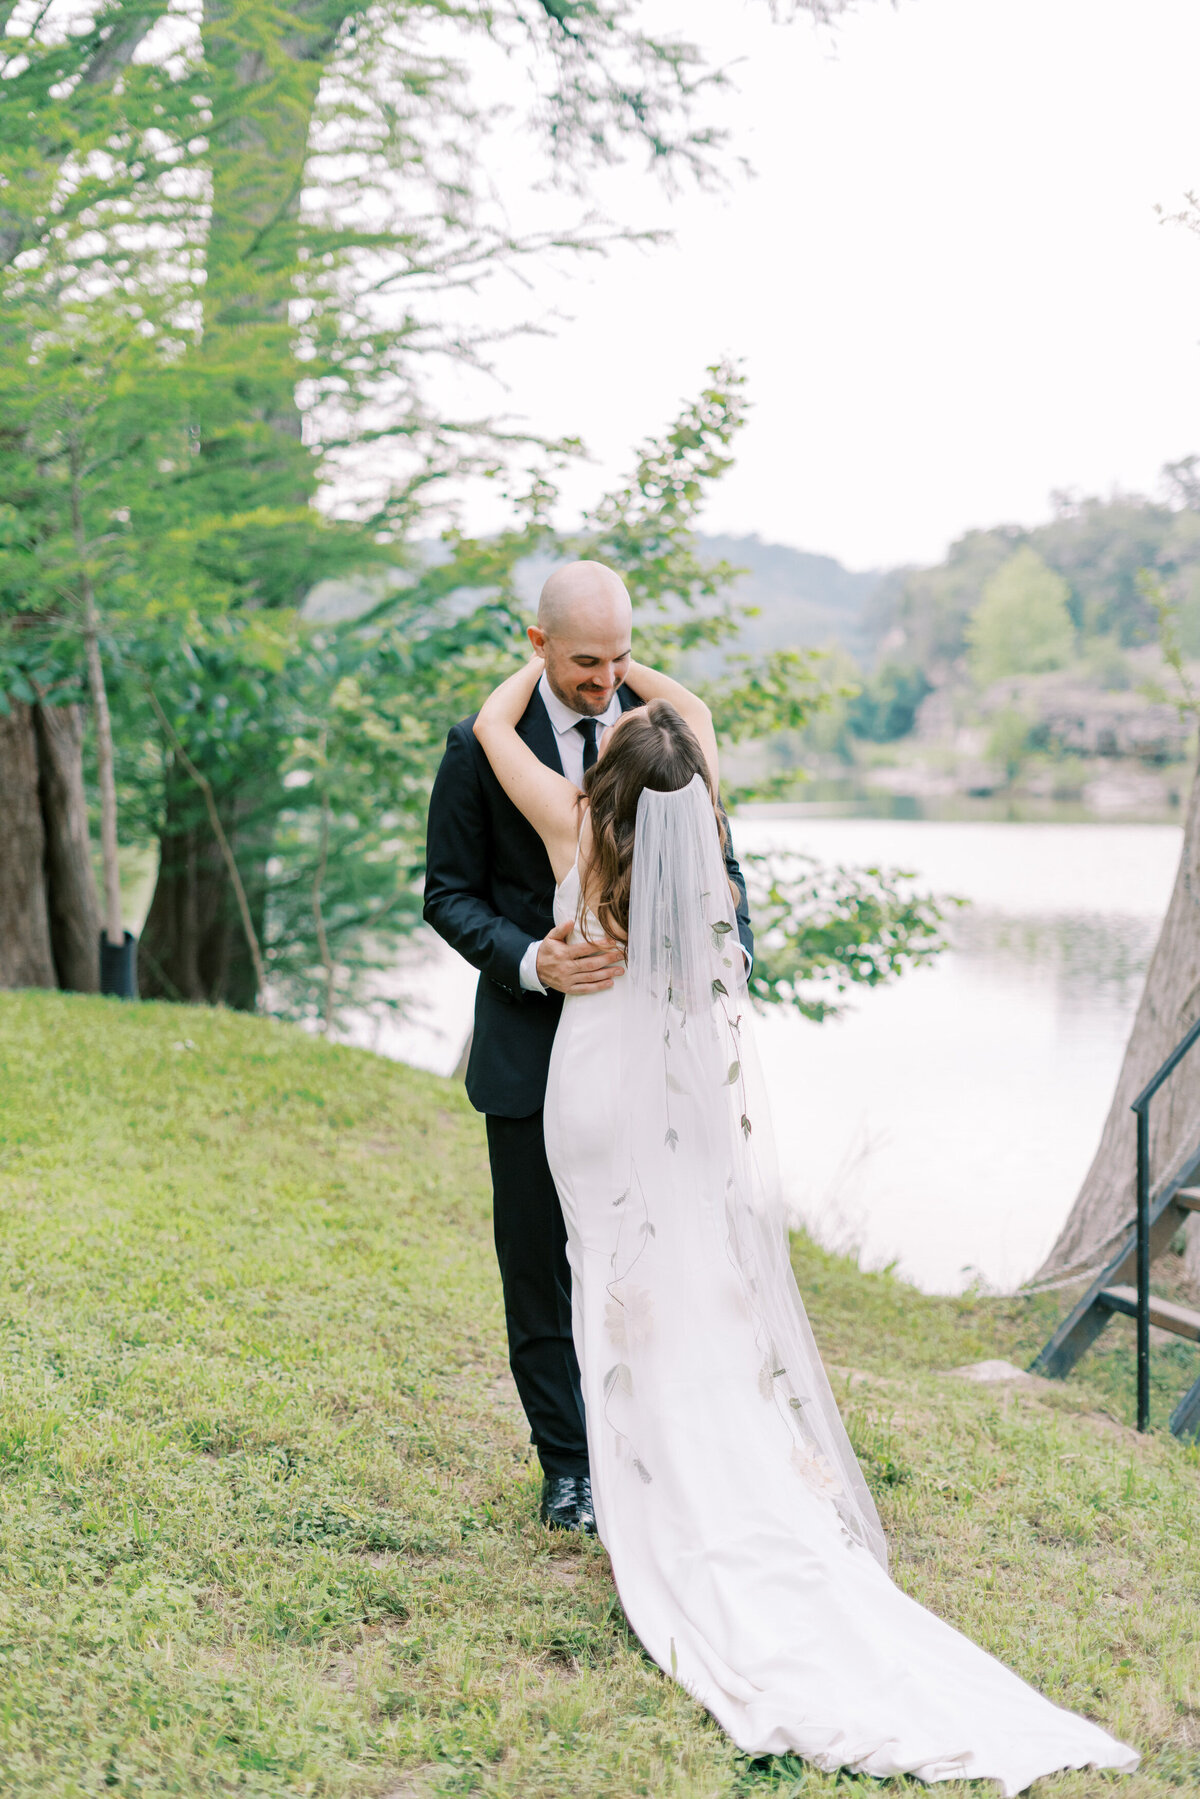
[1173,1187,1200,1212]
[1098,1285,1200,1342]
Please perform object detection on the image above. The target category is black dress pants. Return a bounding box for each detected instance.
[485,1109,588,1480]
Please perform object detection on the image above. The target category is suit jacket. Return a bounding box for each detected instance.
[423,684,755,1118]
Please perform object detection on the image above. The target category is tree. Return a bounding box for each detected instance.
[880,528,1022,672]
[1,0,864,1003]
[1039,198,1200,1285]
[847,661,931,742]
[1037,753,1200,1284]
[965,546,1075,687]
[3,0,898,1021]
[1037,569,1200,1283]
[0,0,230,985]
[744,854,952,1019]
[986,707,1032,785]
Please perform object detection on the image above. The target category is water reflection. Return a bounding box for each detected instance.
[952,910,1159,1015]
[735,819,1180,1295]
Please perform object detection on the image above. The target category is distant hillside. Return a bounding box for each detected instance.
[691,534,888,663]
[305,533,890,663]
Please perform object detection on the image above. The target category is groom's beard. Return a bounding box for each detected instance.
[573,682,616,714]
[548,671,623,716]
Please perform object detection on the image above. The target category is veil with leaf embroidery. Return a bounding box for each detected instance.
[604,772,887,1568]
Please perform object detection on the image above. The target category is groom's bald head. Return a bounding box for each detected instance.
[538,560,631,634]
[529,561,633,718]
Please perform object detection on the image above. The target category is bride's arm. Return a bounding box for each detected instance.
[473,657,581,879]
[625,659,720,786]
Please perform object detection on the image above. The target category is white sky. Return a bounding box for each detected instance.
[431,0,1200,572]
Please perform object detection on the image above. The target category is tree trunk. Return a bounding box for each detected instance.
[137,3,345,1002]
[138,765,263,1008]
[1037,745,1200,1281]
[34,703,101,992]
[198,0,343,518]
[0,704,58,989]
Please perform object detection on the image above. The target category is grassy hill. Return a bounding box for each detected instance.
[0,993,1197,1796]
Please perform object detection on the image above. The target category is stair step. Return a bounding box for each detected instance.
[1174,1187,1200,1212]
[1098,1286,1200,1342]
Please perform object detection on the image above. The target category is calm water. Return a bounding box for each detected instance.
[369,818,1180,1294]
[736,818,1178,1293]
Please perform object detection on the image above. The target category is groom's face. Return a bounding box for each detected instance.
[528,600,632,718]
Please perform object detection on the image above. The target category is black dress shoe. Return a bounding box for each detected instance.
[540,1474,597,1535]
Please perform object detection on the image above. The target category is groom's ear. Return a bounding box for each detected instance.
[527,625,547,656]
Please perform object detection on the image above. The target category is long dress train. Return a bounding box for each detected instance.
[542,783,1137,1796]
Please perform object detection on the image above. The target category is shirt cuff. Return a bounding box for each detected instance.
[518,937,547,995]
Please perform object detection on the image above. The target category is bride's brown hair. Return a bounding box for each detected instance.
[579,698,729,942]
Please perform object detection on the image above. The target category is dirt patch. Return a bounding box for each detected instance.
[545,1559,581,1588]
[1081,1408,1144,1445]
[944,1358,1055,1391]
[374,1771,438,1799]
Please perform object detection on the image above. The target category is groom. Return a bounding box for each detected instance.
[423,561,754,1531]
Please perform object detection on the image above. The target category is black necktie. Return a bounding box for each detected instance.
[576,718,599,775]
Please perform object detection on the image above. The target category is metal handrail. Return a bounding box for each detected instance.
[1131,1015,1200,1431]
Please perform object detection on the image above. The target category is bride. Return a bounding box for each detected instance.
[472,649,1138,1793]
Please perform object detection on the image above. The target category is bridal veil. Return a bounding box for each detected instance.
[607,772,888,1569]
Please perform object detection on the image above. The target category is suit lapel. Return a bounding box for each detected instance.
[516,680,640,777]
[517,688,565,775]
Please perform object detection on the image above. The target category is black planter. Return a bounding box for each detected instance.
[99,930,138,1000]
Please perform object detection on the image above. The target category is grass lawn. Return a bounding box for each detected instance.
[1,991,1198,1797]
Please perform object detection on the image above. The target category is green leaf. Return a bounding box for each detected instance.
[725,1060,740,1085]
[604,1363,633,1399]
[740,1114,752,1138]
[712,978,728,998]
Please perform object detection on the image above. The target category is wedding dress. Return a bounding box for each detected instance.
[542,775,1137,1794]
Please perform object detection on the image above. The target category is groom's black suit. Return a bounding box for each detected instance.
[423,682,754,1477]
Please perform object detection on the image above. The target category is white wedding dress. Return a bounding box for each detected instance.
[542,778,1137,1795]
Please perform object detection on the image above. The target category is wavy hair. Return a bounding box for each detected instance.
[579,698,729,942]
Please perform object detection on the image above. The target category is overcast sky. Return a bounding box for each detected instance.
[430,0,1200,573]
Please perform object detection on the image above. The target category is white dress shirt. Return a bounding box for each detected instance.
[518,673,623,993]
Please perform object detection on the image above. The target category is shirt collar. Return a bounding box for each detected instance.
[538,669,622,736]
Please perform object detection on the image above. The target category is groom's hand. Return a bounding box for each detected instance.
[536,918,626,994]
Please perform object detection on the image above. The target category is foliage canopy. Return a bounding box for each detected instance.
[965,547,1076,687]
[0,0,944,1028]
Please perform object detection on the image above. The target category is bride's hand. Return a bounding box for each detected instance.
[624,659,719,786]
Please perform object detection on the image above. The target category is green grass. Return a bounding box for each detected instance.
[0,991,1198,1797]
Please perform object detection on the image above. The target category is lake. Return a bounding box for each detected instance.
[363,815,1181,1295]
